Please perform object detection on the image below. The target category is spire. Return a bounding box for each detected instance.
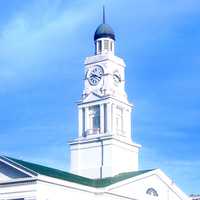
[103,5,105,24]
[94,6,115,41]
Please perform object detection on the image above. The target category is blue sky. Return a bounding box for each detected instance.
[0,0,199,195]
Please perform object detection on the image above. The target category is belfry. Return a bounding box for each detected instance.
[69,8,141,179]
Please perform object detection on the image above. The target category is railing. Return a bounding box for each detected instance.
[82,128,127,138]
[83,128,100,137]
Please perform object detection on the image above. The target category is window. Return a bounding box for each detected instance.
[146,188,158,197]
[98,40,102,52]
[110,41,113,51]
[104,40,109,50]
[89,105,100,130]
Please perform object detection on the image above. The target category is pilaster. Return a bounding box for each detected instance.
[106,103,112,134]
[100,104,104,134]
[85,107,89,135]
[78,107,83,137]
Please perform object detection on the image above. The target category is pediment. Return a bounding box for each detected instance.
[82,92,102,103]
[0,157,34,182]
[108,169,188,200]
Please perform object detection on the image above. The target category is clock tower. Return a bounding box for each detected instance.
[69,11,141,179]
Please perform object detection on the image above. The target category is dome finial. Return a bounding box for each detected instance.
[103,5,105,24]
[94,6,115,41]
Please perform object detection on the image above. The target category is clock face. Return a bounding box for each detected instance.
[88,66,104,86]
[113,71,121,84]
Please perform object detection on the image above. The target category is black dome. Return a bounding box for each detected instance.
[94,23,115,41]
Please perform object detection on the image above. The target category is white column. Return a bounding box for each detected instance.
[123,108,129,137]
[95,41,97,54]
[125,108,131,139]
[85,107,90,134]
[106,103,112,134]
[112,41,115,55]
[100,104,104,134]
[112,103,116,135]
[78,107,83,137]
[121,107,125,136]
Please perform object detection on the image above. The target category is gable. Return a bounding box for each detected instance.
[0,160,31,181]
[108,169,188,200]
[82,92,102,103]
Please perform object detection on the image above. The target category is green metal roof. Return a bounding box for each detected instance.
[5,156,153,188]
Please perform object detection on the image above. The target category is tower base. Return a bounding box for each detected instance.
[69,135,141,179]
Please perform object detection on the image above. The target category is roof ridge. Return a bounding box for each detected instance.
[1,156,38,176]
[6,156,71,175]
[3,156,154,188]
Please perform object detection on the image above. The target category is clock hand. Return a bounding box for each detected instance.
[90,73,101,79]
[94,75,101,80]
[94,73,101,79]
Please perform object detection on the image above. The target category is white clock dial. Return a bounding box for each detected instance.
[88,66,104,86]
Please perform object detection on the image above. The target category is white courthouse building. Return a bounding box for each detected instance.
[190,195,200,200]
[0,13,189,200]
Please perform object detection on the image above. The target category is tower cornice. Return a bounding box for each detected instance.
[84,54,125,67]
[77,95,133,108]
[69,134,141,149]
